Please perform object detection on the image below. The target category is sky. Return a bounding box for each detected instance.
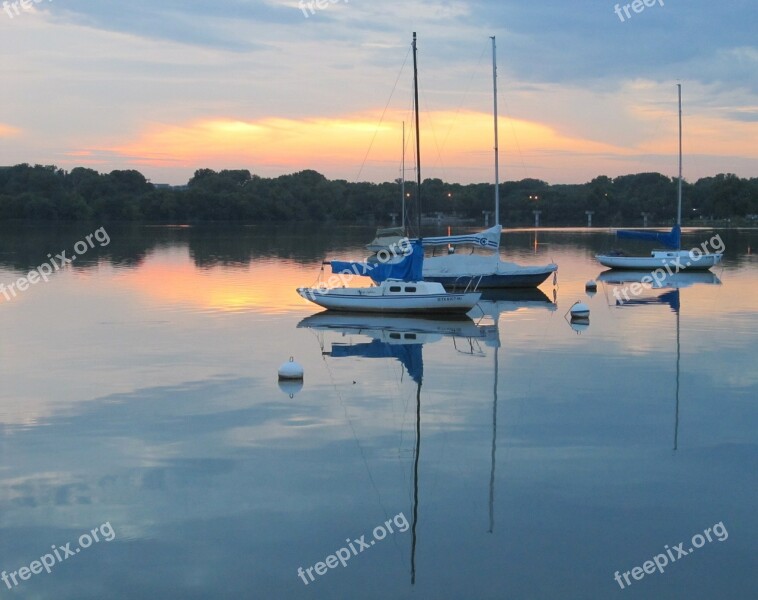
[0,0,756,185]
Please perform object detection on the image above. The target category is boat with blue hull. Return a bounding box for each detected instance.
[417,37,557,289]
[422,235,557,289]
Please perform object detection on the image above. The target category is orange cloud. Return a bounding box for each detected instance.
[0,123,21,138]
[102,110,631,176]
[631,105,758,158]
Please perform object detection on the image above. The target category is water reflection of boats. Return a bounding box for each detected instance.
[298,312,483,341]
[300,288,557,578]
[298,313,484,385]
[475,287,557,315]
[299,311,486,584]
[597,269,721,289]
[602,269,721,449]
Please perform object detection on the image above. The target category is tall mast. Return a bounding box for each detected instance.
[674,299,680,450]
[411,379,421,584]
[412,32,422,237]
[491,36,500,227]
[488,331,499,533]
[401,121,406,230]
[677,83,682,231]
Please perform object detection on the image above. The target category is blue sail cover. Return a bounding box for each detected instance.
[616,225,681,249]
[330,340,423,384]
[330,240,423,284]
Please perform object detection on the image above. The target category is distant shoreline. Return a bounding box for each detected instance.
[1,164,755,226]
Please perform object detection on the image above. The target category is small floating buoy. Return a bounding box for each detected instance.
[278,357,304,380]
[585,280,597,291]
[569,301,590,319]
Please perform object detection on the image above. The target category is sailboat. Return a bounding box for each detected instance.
[297,33,482,315]
[596,85,723,271]
[420,36,557,289]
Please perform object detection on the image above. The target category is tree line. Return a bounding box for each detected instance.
[0,164,755,226]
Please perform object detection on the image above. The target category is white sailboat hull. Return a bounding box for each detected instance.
[297,280,481,314]
[595,250,722,271]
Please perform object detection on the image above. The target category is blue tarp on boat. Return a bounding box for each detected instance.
[330,240,423,284]
[616,225,681,249]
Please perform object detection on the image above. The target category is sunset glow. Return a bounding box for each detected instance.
[0,0,755,184]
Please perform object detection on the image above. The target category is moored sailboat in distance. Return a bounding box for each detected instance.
[357,36,556,289]
[596,85,723,271]
[419,36,557,289]
[422,224,557,288]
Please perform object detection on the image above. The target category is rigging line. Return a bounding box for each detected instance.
[380,355,411,456]
[355,45,413,183]
[400,95,415,172]
[499,93,529,180]
[405,67,421,240]
[439,38,491,153]
[319,347,392,523]
[420,85,449,184]
[399,97,416,230]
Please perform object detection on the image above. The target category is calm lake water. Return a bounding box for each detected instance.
[0,224,755,599]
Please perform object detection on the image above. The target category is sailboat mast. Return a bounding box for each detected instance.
[402,121,406,230]
[674,302,680,450]
[488,339,498,533]
[677,83,682,229]
[411,379,421,584]
[412,32,422,237]
[491,36,500,227]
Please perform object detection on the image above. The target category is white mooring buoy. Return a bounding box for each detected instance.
[278,357,304,380]
[569,301,590,319]
[585,280,597,292]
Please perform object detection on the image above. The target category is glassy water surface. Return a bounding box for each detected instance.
[0,224,755,599]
